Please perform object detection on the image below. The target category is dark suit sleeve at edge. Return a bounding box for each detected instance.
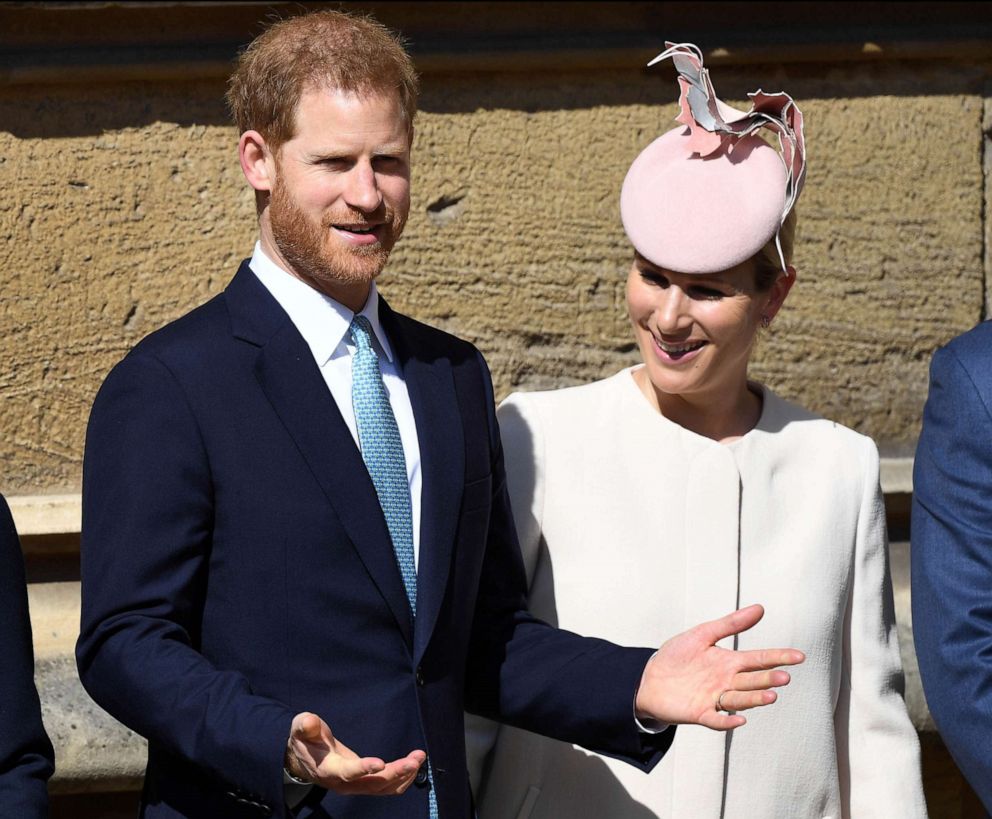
[0,495,54,818]
[911,343,992,813]
[75,352,295,812]
[463,351,672,771]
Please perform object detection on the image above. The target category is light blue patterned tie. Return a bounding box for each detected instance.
[349,315,438,818]
[351,315,417,614]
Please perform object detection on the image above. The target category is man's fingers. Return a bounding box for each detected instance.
[718,688,777,713]
[287,712,340,778]
[330,752,425,795]
[319,753,387,785]
[731,668,792,691]
[291,711,327,744]
[694,604,765,645]
[699,710,747,731]
[288,712,427,796]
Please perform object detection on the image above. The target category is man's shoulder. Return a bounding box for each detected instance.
[386,306,481,364]
[934,321,992,398]
[90,292,236,404]
[141,293,227,345]
[123,291,233,373]
[939,321,992,371]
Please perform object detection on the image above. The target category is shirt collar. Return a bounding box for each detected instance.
[248,241,394,366]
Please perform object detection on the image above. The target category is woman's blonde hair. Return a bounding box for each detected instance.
[753,207,797,290]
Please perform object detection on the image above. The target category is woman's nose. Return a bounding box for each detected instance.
[655,286,691,332]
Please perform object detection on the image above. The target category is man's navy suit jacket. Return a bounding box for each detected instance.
[912,319,992,814]
[76,263,670,819]
[0,494,55,817]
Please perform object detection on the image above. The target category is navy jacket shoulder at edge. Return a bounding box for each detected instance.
[0,494,55,818]
[912,318,992,813]
[935,319,992,394]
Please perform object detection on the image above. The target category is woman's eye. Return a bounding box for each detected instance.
[690,286,725,300]
[640,271,668,287]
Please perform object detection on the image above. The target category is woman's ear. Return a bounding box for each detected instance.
[239,130,275,192]
[762,265,797,324]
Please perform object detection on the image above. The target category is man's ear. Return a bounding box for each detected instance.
[239,130,275,192]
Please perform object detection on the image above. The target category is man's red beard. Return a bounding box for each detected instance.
[267,176,406,293]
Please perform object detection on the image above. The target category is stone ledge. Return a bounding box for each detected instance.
[9,494,82,537]
[880,457,914,495]
[39,654,146,794]
[4,458,919,539]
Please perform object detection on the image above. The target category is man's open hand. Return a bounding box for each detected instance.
[285,712,426,795]
[635,604,805,731]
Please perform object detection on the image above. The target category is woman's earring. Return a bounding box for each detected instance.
[760,315,771,328]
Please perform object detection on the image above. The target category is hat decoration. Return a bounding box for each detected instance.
[620,42,806,274]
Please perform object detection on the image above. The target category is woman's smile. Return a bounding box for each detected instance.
[650,335,708,363]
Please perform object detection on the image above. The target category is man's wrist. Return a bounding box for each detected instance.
[283,763,313,810]
[284,744,312,785]
[284,766,311,786]
[634,651,670,733]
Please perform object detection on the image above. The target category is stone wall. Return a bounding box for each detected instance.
[3,3,990,493]
[2,2,991,816]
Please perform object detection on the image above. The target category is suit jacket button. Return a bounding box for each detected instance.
[415,667,425,686]
[415,765,429,786]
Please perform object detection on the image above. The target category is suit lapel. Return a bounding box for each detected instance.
[226,266,414,650]
[381,303,465,662]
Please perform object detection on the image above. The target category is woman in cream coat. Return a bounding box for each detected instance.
[471,45,926,819]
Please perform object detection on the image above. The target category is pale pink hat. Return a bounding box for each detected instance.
[620,43,806,274]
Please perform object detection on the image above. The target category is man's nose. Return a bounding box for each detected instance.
[344,162,382,212]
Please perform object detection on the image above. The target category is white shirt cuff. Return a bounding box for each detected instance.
[634,650,670,733]
[283,769,312,809]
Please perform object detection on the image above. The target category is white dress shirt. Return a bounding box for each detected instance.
[249,242,423,568]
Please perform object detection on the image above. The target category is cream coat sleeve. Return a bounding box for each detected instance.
[464,393,546,797]
[493,394,546,586]
[834,437,927,818]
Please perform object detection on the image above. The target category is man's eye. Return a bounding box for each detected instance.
[374,156,404,170]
